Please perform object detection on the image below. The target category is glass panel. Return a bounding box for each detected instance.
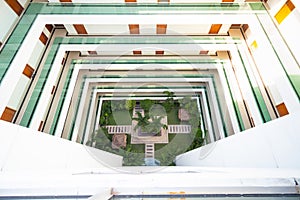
[1,0,257,83]
[49,64,75,135]
[20,35,238,127]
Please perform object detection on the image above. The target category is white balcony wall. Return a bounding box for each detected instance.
[0,120,123,172]
[0,1,18,45]
[176,111,300,168]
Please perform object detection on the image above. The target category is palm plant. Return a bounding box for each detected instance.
[147,115,168,135]
[133,112,167,136]
[132,111,150,131]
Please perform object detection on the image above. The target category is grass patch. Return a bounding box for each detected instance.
[107,110,132,125]
[126,134,145,153]
[122,135,145,166]
[149,104,167,117]
[93,129,145,166]
[94,96,204,166]
[155,134,193,166]
[167,107,180,124]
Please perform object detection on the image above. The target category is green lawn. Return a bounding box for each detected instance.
[95,97,203,166]
[93,130,145,166]
[121,134,145,166]
[155,133,195,166]
[126,134,145,153]
[149,104,167,117]
[107,110,132,125]
[167,107,181,125]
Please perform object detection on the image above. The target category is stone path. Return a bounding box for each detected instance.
[105,102,192,166]
[168,125,192,134]
[106,125,132,134]
[106,124,191,135]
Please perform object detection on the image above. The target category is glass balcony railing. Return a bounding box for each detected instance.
[64,74,225,143]
[0,2,261,83]
[19,36,239,128]
[3,2,296,136]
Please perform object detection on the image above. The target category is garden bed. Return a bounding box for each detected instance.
[91,93,205,166]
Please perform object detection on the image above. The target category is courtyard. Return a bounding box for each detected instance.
[89,92,205,166]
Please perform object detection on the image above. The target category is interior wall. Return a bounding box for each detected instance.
[0,0,30,49]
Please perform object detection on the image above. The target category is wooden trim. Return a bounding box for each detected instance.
[38,121,44,131]
[45,24,54,33]
[200,50,209,55]
[88,51,97,55]
[1,107,16,122]
[74,24,88,34]
[5,0,24,16]
[51,86,56,95]
[129,24,140,34]
[125,0,136,2]
[61,57,66,65]
[22,64,35,78]
[250,117,255,127]
[286,0,295,11]
[222,0,234,2]
[156,24,167,34]
[133,50,142,55]
[158,0,170,2]
[209,24,222,34]
[230,24,241,29]
[60,0,72,2]
[276,102,289,117]
[39,32,48,45]
[242,24,249,32]
[156,50,164,55]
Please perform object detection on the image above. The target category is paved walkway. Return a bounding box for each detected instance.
[106,125,132,134]
[168,125,192,134]
[106,124,192,135]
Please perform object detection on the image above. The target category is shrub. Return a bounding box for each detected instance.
[125,99,136,110]
[140,99,154,112]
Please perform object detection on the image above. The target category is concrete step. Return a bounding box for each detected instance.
[145,143,154,158]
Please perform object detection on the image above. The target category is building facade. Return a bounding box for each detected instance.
[0,0,299,199]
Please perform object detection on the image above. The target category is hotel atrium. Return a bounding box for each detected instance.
[0,0,300,199]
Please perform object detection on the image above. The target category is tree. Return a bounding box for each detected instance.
[162,90,176,112]
[133,112,167,136]
[132,111,150,131]
[101,100,112,114]
[163,90,175,99]
[178,96,191,107]
[125,99,136,110]
[140,99,154,112]
[146,115,168,136]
